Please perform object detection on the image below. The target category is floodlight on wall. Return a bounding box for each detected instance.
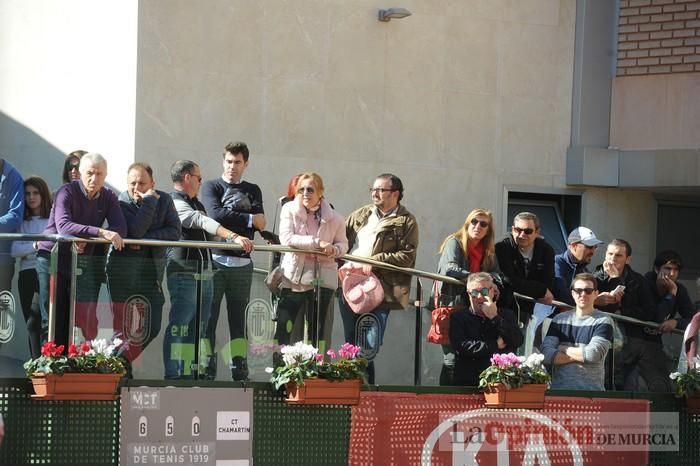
[378,7,412,22]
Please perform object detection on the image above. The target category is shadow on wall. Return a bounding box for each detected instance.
[0,111,121,193]
[0,111,66,190]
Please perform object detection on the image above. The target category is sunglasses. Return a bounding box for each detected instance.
[468,287,490,298]
[298,187,315,194]
[513,226,534,235]
[470,218,489,228]
[66,163,80,170]
[571,287,595,295]
[369,187,394,194]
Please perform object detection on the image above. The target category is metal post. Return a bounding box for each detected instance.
[47,242,59,342]
[68,241,78,344]
[192,259,203,379]
[413,278,423,386]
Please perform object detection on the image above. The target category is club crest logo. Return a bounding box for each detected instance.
[123,295,150,346]
[0,291,16,344]
[246,298,275,344]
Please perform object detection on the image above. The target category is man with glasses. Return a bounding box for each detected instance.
[495,212,555,325]
[541,273,614,390]
[339,173,418,384]
[164,160,250,379]
[449,272,523,386]
[200,142,261,381]
[553,226,603,306]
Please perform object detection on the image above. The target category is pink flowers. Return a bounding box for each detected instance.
[338,343,362,359]
[490,352,522,368]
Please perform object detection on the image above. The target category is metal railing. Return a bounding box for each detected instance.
[0,233,684,386]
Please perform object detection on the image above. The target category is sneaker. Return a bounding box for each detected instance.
[230,356,249,381]
[204,354,217,380]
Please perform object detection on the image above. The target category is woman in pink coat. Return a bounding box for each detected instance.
[276,172,348,354]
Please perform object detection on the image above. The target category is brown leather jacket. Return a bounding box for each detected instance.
[345,204,419,309]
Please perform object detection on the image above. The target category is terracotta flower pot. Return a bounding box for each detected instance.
[483,383,547,409]
[30,373,123,401]
[686,394,700,415]
[285,378,362,405]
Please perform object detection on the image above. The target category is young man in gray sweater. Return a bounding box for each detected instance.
[541,272,614,390]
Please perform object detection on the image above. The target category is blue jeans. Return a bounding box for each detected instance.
[163,268,213,378]
[338,292,390,384]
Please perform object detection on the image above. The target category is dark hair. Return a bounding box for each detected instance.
[571,272,597,290]
[654,250,683,270]
[513,211,540,230]
[127,162,154,179]
[170,160,198,183]
[62,150,87,183]
[376,173,404,201]
[609,238,632,257]
[24,176,52,219]
[224,142,249,162]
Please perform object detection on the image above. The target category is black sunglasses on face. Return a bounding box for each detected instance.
[468,287,490,298]
[571,287,595,295]
[513,226,534,235]
[298,187,315,194]
[470,218,489,228]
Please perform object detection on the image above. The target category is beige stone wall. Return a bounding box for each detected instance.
[135,0,578,276]
[0,0,138,188]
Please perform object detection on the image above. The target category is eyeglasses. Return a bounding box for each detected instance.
[583,245,597,250]
[369,187,395,194]
[571,287,595,295]
[468,287,490,298]
[298,187,315,194]
[513,227,534,235]
[470,218,489,228]
[188,173,202,182]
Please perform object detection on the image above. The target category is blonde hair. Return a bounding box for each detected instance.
[439,208,496,270]
[295,172,325,198]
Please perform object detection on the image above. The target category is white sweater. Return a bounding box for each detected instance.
[11,216,49,271]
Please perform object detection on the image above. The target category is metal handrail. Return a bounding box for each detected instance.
[1,233,685,334]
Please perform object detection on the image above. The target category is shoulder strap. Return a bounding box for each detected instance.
[0,158,5,178]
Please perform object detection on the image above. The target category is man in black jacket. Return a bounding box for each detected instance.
[593,239,657,390]
[449,272,523,386]
[495,212,555,325]
[201,142,265,381]
[106,163,181,366]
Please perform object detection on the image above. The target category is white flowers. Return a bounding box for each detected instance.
[670,372,681,381]
[90,337,123,357]
[523,352,545,369]
[280,341,318,366]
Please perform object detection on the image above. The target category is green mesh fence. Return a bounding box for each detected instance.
[2,379,700,466]
[0,380,119,466]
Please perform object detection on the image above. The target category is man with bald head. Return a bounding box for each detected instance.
[37,152,126,347]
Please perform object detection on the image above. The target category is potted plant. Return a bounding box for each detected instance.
[670,363,700,414]
[24,338,127,400]
[268,341,367,405]
[478,352,551,409]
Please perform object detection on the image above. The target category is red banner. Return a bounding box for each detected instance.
[349,392,650,466]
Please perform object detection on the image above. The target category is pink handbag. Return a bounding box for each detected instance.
[341,269,385,314]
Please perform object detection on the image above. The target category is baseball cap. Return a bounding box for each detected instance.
[567,226,603,247]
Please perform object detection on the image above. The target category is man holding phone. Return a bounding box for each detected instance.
[449,272,523,386]
[593,239,658,390]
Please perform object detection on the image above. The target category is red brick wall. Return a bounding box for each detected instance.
[617,0,700,75]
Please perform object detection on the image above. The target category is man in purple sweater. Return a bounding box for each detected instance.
[37,152,126,347]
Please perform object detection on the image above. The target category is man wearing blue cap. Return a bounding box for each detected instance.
[553,226,603,306]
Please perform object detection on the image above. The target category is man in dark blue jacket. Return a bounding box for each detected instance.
[553,226,603,306]
[106,163,181,366]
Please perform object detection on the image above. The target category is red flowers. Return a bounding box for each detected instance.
[40,341,65,358]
